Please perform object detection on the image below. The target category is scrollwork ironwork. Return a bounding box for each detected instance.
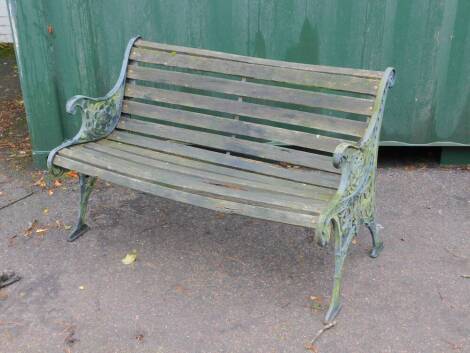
[318,68,396,322]
[47,36,140,176]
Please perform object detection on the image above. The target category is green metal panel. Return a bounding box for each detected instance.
[7,0,470,168]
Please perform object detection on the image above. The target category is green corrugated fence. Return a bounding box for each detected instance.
[6,0,470,167]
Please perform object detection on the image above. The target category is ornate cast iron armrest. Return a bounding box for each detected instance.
[47,36,140,176]
[318,68,395,323]
[316,68,396,247]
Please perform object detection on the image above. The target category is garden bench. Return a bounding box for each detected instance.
[47,37,395,322]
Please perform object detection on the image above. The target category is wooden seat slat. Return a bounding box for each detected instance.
[54,155,318,228]
[87,141,336,201]
[108,131,341,188]
[126,65,375,115]
[117,118,340,173]
[125,85,367,138]
[134,39,384,79]
[58,147,328,214]
[130,47,379,95]
[122,100,350,153]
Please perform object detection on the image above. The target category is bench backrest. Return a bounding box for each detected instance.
[115,39,384,174]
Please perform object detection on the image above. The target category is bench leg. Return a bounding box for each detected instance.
[68,173,97,242]
[365,220,383,258]
[324,220,353,324]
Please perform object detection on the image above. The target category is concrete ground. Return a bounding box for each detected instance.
[0,46,469,353]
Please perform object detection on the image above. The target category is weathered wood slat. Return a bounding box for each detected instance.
[90,140,336,201]
[108,131,341,188]
[126,65,375,115]
[134,39,384,79]
[122,100,348,153]
[130,47,379,95]
[125,85,366,138]
[117,118,340,173]
[54,155,318,228]
[59,147,327,214]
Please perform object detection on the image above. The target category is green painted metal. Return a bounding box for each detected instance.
[440,147,470,166]
[318,68,395,322]
[68,173,96,242]
[6,0,470,168]
[47,36,139,176]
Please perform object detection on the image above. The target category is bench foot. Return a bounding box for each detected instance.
[68,173,96,242]
[324,220,350,324]
[324,253,345,324]
[68,223,90,242]
[365,220,383,258]
[324,301,342,324]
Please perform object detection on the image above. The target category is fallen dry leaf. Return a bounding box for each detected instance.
[35,228,48,235]
[23,219,38,237]
[175,284,189,295]
[309,295,323,311]
[0,290,8,301]
[304,343,319,353]
[53,179,62,187]
[122,250,138,265]
[66,171,78,179]
[47,189,54,196]
[33,177,46,189]
[43,208,49,214]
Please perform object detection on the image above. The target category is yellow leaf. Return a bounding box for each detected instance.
[35,228,48,234]
[122,250,138,265]
[64,225,72,230]
[43,208,49,214]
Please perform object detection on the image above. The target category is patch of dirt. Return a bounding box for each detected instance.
[0,43,32,174]
[0,43,20,100]
[0,99,32,172]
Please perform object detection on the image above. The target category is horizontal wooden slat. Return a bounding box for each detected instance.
[54,155,318,228]
[117,118,340,173]
[134,39,384,79]
[59,147,326,214]
[122,100,347,153]
[125,85,366,138]
[108,131,341,188]
[130,47,379,95]
[127,65,375,115]
[92,140,336,201]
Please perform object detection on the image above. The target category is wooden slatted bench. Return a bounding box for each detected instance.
[47,36,395,322]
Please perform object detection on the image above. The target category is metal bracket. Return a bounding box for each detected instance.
[47,36,141,176]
